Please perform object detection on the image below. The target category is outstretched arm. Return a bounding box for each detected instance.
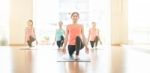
[52,30,57,45]
[97,29,100,37]
[97,29,102,44]
[33,28,38,45]
[87,29,91,45]
[25,28,28,45]
[62,26,69,53]
[81,25,89,53]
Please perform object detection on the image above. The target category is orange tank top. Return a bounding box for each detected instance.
[68,24,82,45]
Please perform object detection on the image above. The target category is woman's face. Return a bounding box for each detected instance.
[27,21,33,27]
[59,21,63,27]
[92,22,96,28]
[71,14,79,22]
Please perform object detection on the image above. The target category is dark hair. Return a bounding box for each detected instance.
[28,19,33,22]
[28,19,33,24]
[71,12,80,17]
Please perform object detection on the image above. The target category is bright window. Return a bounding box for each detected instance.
[128,0,150,44]
[33,0,110,45]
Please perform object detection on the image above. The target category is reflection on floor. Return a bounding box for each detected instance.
[1,45,150,73]
[0,46,12,73]
[112,45,150,73]
[123,45,150,73]
[2,45,107,73]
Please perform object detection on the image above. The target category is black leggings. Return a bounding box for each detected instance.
[56,36,64,48]
[90,36,99,48]
[27,36,35,47]
[68,36,84,57]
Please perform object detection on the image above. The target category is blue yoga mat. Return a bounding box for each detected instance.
[57,55,91,62]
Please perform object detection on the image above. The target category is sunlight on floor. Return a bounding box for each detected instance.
[123,45,150,73]
[0,47,12,73]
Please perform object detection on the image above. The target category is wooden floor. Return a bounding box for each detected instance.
[0,45,109,73]
[112,45,150,73]
[0,45,150,73]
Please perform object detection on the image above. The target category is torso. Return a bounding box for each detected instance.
[25,27,35,41]
[90,28,99,41]
[67,24,82,45]
[56,29,65,41]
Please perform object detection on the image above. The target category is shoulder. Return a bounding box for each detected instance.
[89,28,93,32]
[89,27,92,30]
[25,27,28,29]
[78,24,83,28]
[66,24,71,29]
[32,27,35,31]
[62,29,65,32]
[89,28,92,31]
[60,29,64,32]
[56,29,58,31]
[25,27,29,30]
[67,24,71,27]
[78,24,83,26]
[96,28,99,31]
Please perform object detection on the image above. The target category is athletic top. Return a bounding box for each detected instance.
[55,29,65,41]
[89,28,99,41]
[25,27,36,42]
[67,24,82,45]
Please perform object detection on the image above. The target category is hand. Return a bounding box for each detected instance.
[85,46,89,54]
[24,42,28,46]
[52,42,55,46]
[61,47,66,54]
[36,41,38,45]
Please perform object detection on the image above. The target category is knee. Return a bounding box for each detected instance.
[76,36,80,41]
[60,36,64,41]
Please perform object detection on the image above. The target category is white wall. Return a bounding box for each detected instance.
[10,0,33,45]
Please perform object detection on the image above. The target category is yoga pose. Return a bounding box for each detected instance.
[53,21,65,49]
[87,22,101,48]
[62,12,89,59]
[25,19,38,47]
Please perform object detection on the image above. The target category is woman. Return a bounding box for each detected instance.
[53,21,65,49]
[25,19,38,47]
[87,22,101,48]
[62,12,89,59]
